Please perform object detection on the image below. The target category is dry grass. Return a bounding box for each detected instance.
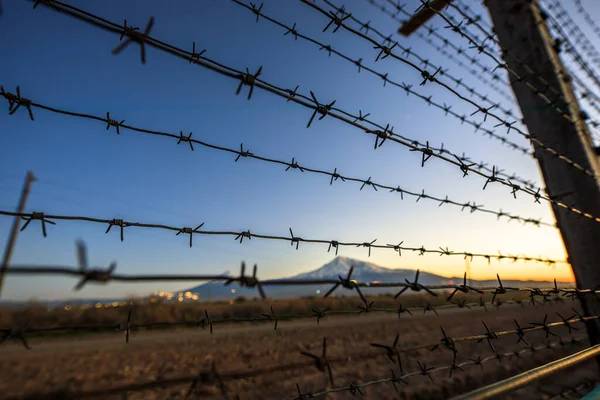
[0,291,548,334]
[0,293,596,399]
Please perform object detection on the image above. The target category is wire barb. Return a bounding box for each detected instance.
[20,212,55,237]
[225,262,266,299]
[112,17,154,64]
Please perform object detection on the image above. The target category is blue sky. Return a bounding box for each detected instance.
[1,0,599,301]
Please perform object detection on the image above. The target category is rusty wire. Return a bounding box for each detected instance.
[22,1,600,223]
[302,0,600,182]
[232,0,532,158]
[540,1,600,143]
[0,89,555,229]
[0,210,569,265]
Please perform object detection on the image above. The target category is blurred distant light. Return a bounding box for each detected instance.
[229,300,234,305]
[178,297,183,302]
[95,303,102,308]
[64,305,72,311]
[231,289,236,294]
[316,289,321,294]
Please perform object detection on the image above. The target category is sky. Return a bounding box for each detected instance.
[1,0,600,301]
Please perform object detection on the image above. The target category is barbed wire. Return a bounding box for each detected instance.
[0,89,555,229]
[231,2,533,157]
[380,0,600,128]
[449,0,600,144]
[368,0,516,104]
[293,336,588,399]
[5,2,600,399]
[542,2,600,99]
[0,87,556,228]
[565,0,600,67]
[447,0,600,140]
[370,0,600,146]
[298,0,600,182]
[458,0,600,128]
[0,210,569,266]
[423,0,600,128]
[546,379,599,400]
[411,27,515,103]
[376,0,507,81]
[410,0,600,153]
[568,67,600,119]
[0,289,577,348]
[0,330,588,399]
[22,1,600,223]
[359,0,519,116]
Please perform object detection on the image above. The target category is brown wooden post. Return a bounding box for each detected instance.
[0,171,36,298]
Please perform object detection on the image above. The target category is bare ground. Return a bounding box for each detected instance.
[0,301,598,400]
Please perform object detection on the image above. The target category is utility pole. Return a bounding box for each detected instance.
[0,171,36,298]
[483,0,600,359]
[399,0,600,367]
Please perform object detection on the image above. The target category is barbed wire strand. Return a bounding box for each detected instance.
[573,0,600,56]
[364,0,517,106]
[546,379,599,400]
[26,0,600,223]
[304,0,600,181]
[412,0,600,141]
[0,292,578,343]
[0,90,555,229]
[0,210,569,265]
[293,336,588,399]
[0,332,588,399]
[420,0,600,141]
[349,0,600,146]
[544,0,600,70]
[377,0,600,125]
[368,0,600,145]
[406,0,600,154]
[230,2,537,161]
[540,3,600,101]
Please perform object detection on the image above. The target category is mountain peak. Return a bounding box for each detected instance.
[294,256,390,279]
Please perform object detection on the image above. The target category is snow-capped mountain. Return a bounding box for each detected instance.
[178,256,568,301]
[294,256,393,279]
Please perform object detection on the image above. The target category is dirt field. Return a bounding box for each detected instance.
[0,297,598,400]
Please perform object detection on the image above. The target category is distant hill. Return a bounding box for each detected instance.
[2,256,569,307]
[180,256,570,301]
